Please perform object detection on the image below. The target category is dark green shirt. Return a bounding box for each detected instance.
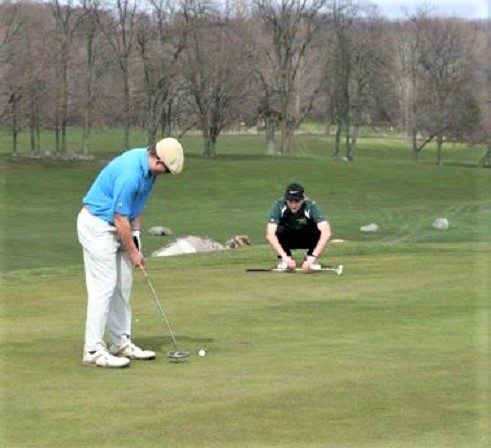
[268,198,326,231]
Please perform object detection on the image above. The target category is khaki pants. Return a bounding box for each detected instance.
[77,208,132,353]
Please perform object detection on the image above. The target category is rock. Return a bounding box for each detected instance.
[360,223,380,233]
[224,235,250,248]
[152,235,224,257]
[433,218,450,230]
[148,226,172,236]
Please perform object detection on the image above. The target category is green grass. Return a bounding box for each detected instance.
[1,133,490,447]
[1,135,489,272]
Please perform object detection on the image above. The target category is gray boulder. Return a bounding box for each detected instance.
[432,218,450,230]
[360,223,380,233]
[148,226,172,236]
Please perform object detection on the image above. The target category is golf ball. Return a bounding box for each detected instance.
[198,349,207,357]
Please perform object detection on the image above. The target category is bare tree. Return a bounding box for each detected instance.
[0,2,23,153]
[394,20,420,161]
[135,0,187,145]
[323,0,353,157]
[397,10,480,165]
[254,0,327,155]
[239,12,278,154]
[9,4,53,153]
[415,16,477,165]
[77,0,101,156]
[321,1,392,160]
[97,0,138,149]
[181,0,253,157]
[473,20,490,167]
[49,0,79,153]
[0,2,21,54]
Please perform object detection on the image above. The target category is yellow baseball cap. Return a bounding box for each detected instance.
[156,138,184,174]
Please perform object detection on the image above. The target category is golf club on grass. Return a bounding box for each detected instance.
[139,266,189,362]
[246,264,344,275]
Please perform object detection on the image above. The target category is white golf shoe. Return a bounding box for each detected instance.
[110,341,156,360]
[310,261,322,270]
[83,346,130,368]
[277,260,288,270]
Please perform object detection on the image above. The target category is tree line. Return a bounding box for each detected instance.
[0,0,488,165]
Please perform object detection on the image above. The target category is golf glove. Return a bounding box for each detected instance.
[132,230,142,251]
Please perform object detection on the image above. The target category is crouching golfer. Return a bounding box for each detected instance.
[266,183,331,270]
[77,138,184,368]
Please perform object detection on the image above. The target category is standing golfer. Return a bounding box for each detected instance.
[266,182,331,270]
[77,138,184,368]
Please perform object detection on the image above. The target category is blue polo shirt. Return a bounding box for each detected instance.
[83,148,156,224]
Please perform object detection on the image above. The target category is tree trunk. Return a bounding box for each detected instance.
[479,148,491,167]
[203,133,216,157]
[123,70,131,149]
[10,93,19,154]
[347,125,359,161]
[201,123,216,158]
[279,118,287,155]
[411,97,419,163]
[36,120,41,152]
[265,118,276,155]
[412,130,419,163]
[285,119,295,155]
[436,134,443,166]
[55,118,61,152]
[82,110,91,156]
[29,99,37,153]
[61,63,68,153]
[334,124,341,156]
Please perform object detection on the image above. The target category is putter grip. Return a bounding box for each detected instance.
[139,265,148,278]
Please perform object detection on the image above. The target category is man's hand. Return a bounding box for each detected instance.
[302,255,317,271]
[284,256,296,270]
[129,247,145,268]
[114,213,145,268]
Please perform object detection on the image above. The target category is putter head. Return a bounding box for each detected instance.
[336,264,344,276]
[167,350,189,362]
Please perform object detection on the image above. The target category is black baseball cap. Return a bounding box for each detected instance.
[285,183,305,201]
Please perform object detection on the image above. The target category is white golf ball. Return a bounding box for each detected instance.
[198,349,207,357]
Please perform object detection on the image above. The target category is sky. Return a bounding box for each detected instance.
[374,0,489,19]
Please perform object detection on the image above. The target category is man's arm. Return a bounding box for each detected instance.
[114,213,145,267]
[312,220,331,258]
[302,220,331,270]
[265,222,296,269]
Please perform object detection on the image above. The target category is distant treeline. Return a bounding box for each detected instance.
[0,1,488,164]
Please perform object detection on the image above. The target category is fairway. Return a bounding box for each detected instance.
[1,134,489,447]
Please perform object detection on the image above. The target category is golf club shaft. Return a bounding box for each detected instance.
[140,266,179,351]
[246,264,343,274]
[324,266,342,274]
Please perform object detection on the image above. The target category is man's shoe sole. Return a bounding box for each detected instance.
[82,360,131,368]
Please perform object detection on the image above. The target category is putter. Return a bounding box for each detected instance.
[139,266,189,361]
[247,264,344,275]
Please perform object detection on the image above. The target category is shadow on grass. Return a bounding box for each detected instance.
[135,335,215,352]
